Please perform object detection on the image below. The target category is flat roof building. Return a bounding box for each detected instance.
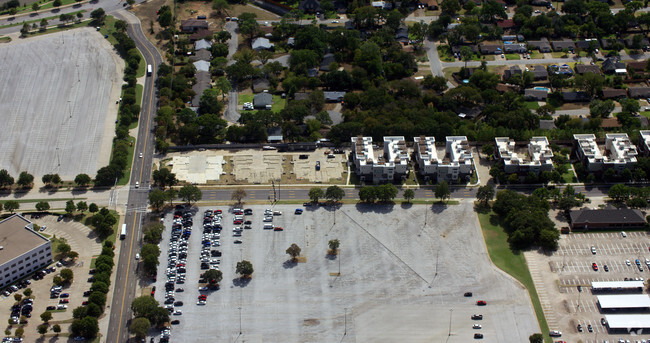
[569,208,646,231]
[414,136,474,183]
[605,315,650,330]
[573,133,638,173]
[639,130,650,156]
[592,281,644,292]
[0,214,52,288]
[495,137,554,174]
[598,295,650,310]
[350,136,410,183]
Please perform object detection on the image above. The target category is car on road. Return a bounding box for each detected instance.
[139,153,143,158]
[473,324,481,329]
[476,300,486,306]
[173,310,182,316]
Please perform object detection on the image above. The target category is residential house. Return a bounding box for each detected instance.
[293,92,309,101]
[193,60,210,72]
[575,39,600,51]
[479,43,502,55]
[252,78,271,93]
[324,91,346,102]
[189,29,213,41]
[600,37,625,50]
[528,39,552,53]
[350,136,409,183]
[194,39,212,51]
[530,0,550,5]
[627,60,647,73]
[266,127,283,143]
[180,19,209,33]
[575,64,601,75]
[451,44,479,54]
[496,19,515,29]
[190,49,211,62]
[563,91,590,102]
[253,92,273,109]
[307,68,318,78]
[601,88,628,100]
[532,65,548,80]
[502,35,519,42]
[628,87,650,99]
[573,133,638,173]
[503,43,527,53]
[502,65,522,81]
[548,64,573,75]
[494,137,554,174]
[524,89,548,101]
[298,0,321,13]
[624,35,650,49]
[551,39,575,52]
[395,27,409,44]
[252,37,274,51]
[319,53,336,71]
[423,0,438,10]
[191,71,211,107]
[602,57,627,74]
[569,208,646,231]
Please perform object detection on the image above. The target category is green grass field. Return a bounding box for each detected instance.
[477,211,551,343]
[561,163,576,183]
[525,101,540,110]
[505,53,520,60]
[1,0,81,15]
[115,136,136,186]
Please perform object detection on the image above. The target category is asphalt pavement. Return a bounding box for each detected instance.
[105,9,162,343]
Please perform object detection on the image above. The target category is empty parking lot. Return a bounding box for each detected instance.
[150,203,538,342]
[528,231,650,343]
[0,29,122,179]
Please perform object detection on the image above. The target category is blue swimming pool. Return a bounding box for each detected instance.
[534,87,550,91]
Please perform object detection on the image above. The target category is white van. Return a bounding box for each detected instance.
[135,253,140,260]
[135,181,139,188]
[263,224,273,230]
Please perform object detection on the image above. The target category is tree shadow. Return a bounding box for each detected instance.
[431,202,447,214]
[71,187,88,195]
[400,202,413,209]
[354,202,394,213]
[474,203,491,214]
[325,253,337,261]
[489,214,500,227]
[282,259,297,269]
[232,277,251,288]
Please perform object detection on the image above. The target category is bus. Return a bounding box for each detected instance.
[120,224,127,240]
[147,64,152,76]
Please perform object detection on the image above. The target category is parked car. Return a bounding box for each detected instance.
[476,300,486,306]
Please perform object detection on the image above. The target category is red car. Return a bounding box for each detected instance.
[198,295,207,300]
[476,300,486,306]
[215,210,222,214]
[592,263,598,271]
[233,219,243,225]
[274,227,284,231]
[59,299,69,304]
[82,301,89,306]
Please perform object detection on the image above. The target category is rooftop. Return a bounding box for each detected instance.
[414,136,439,166]
[570,208,646,225]
[383,136,409,167]
[592,281,645,289]
[605,315,650,329]
[0,214,49,265]
[605,133,638,164]
[351,136,375,166]
[597,294,650,309]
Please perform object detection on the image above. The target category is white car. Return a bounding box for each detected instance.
[197,301,207,305]
[139,153,143,158]
[173,310,182,315]
[626,260,632,266]
[621,231,627,237]
[473,324,482,329]
[199,287,209,291]
[331,20,339,23]
[263,216,273,222]
[57,304,67,310]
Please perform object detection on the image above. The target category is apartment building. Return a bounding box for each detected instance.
[0,214,52,288]
[573,133,638,173]
[350,136,410,183]
[495,137,554,174]
[414,136,474,182]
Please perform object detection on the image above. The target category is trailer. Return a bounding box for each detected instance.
[120,224,127,240]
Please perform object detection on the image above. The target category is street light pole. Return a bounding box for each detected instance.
[448,309,453,337]
[344,308,347,336]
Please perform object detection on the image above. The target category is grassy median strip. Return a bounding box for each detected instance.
[477,211,551,343]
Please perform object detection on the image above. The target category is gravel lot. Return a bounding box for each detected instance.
[151,203,538,343]
[527,231,650,343]
[0,29,122,179]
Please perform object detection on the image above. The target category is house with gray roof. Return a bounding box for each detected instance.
[253,92,273,109]
[502,65,522,81]
[602,57,626,74]
[195,39,212,51]
[575,64,601,75]
[324,91,346,102]
[193,60,210,72]
[252,37,274,51]
[532,65,548,80]
[503,43,526,53]
[563,91,590,102]
[551,39,575,52]
[525,89,548,101]
[527,39,551,53]
[569,207,646,231]
[479,43,502,55]
[629,87,650,99]
[601,88,628,99]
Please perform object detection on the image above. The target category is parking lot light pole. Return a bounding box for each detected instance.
[238,306,242,335]
[344,308,347,336]
[448,309,453,337]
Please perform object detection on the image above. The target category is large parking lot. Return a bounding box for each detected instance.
[528,231,650,343]
[150,203,538,342]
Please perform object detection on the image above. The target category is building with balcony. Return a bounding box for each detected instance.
[413,136,474,182]
[350,136,410,183]
[573,133,638,173]
[495,137,554,174]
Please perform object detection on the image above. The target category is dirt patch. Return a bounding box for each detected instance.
[303,318,320,326]
[131,0,171,49]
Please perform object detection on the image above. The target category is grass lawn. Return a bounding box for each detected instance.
[505,53,520,60]
[641,111,650,119]
[529,51,544,59]
[561,163,576,183]
[437,45,455,62]
[550,52,566,58]
[0,36,11,42]
[525,101,540,110]
[0,10,85,29]
[115,136,136,186]
[477,211,551,343]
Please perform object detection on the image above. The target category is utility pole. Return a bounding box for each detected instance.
[448,309,453,337]
[344,308,347,336]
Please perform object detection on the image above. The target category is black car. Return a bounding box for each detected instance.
[471,314,483,320]
[46,306,56,311]
[88,269,96,274]
[464,292,473,297]
[244,209,253,215]
[474,333,483,339]
[57,215,64,222]
[83,291,91,297]
[171,320,180,325]
[174,301,183,306]
[164,298,174,304]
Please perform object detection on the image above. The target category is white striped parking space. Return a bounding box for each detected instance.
[525,252,559,329]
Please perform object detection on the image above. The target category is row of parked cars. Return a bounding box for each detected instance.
[163,208,196,319]
[469,293,485,339]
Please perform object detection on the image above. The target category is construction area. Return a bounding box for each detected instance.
[0,28,122,179]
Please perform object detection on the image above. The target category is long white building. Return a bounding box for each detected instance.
[573,133,637,173]
[350,136,410,183]
[414,136,474,182]
[0,214,52,288]
[640,130,650,156]
[495,137,554,174]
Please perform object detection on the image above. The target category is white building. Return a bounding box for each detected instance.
[639,130,650,156]
[414,136,474,182]
[574,133,638,173]
[495,137,554,174]
[0,214,52,288]
[350,136,410,183]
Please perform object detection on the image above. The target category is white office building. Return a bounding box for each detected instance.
[574,134,637,173]
[414,136,474,182]
[0,214,52,288]
[638,130,650,156]
[350,136,410,183]
[495,137,554,174]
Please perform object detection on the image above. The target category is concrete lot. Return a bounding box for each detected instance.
[0,29,122,179]
[151,203,538,342]
[0,215,101,340]
[527,231,650,343]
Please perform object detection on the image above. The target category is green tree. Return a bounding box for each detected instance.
[202,269,223,285]
[231,188,247,204]
[77,201,88,213]
[129,317,151,340]
[60,268,74,283]
[14,327,23,338]
[20,22,30,37]
[286,243,301,261]
[90,8,105,24]
[152,168,177,189]
[89,203,99,213]
[32,3,39,11]
[35,201,50,212]
[40,311,53,323]
[23,288,32,297]
[325,185,345,202]
[574,72,604,98]
[434,180,450,202]
[215,76,231,100]
[4,201,19,213]
[57,242,71,256]
[65,200,76,216]
[529,333,543,343]
[239,12,259,41]
[40,18,48,30]
[608,183,630,202]
[0,169,14,188]
[358,186,377,203]
[74,173,91,187]
[178,185,202,204]
[38,323,48,335]
[236,260,254,278]
[308,187,324,203]
[52,324,61,334]
[476,185,495,206]
[17,172,34,188]
[148,189,167,211]
[403,189,415,203]
[589,99,615,118]
[328,239,340,255]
